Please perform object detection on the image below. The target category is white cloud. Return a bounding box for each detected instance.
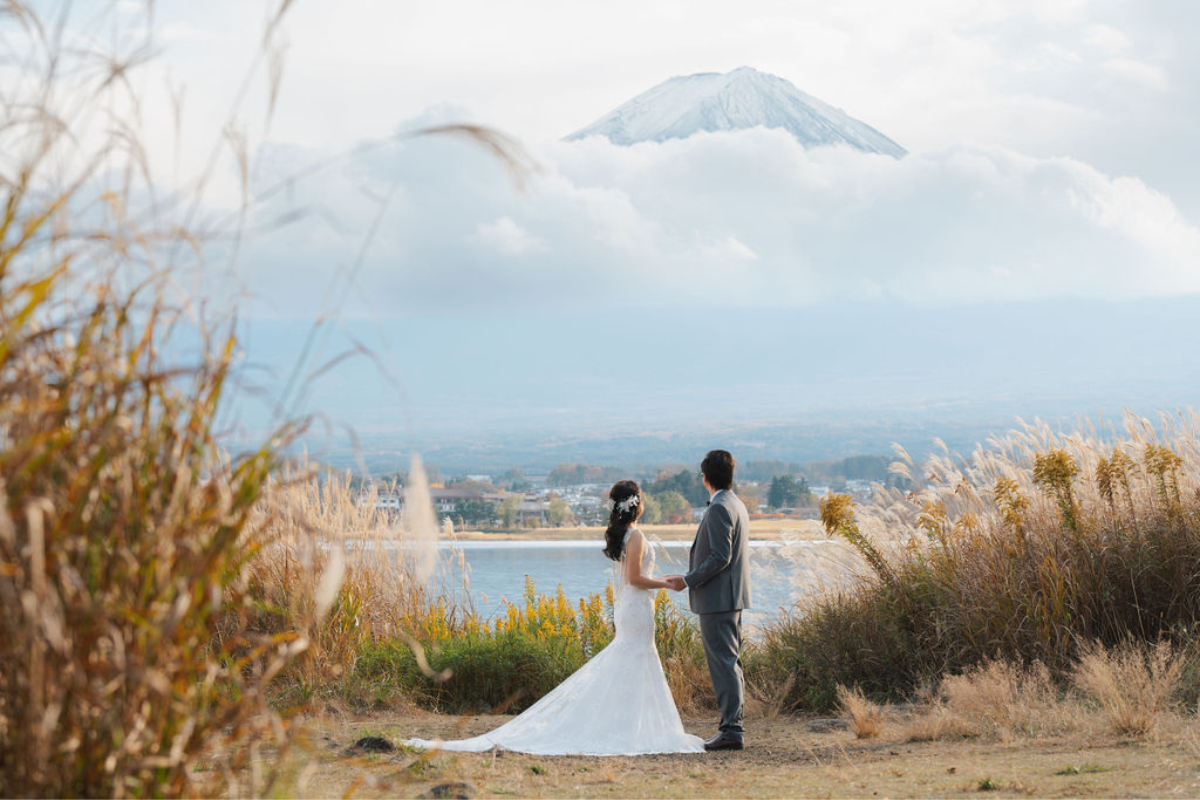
[703,236,758,263]
[471,216,547,255]
[40,1,1200,223]
[99,2,1183,163]
[232,124,1200,318]
[1084,23,1131,51]
[1101,57,1170,91]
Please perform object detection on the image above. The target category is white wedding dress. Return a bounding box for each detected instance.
[405,529,704,755]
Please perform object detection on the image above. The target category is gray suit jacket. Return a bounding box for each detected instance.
[685,489,752,614]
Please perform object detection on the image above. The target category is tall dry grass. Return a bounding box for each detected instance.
[245,456,463,705]
[902,641,1187,742]
[0,3,323,796]
[0,269,307,797]
[906,659,1071,742]
[758,412,1200,710]
[1074,638,1185,736]
[0,1,547,793]
[836,684,883,739]
[235,462,714,713]
[0,90,301,800]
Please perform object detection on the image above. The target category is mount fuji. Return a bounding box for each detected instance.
[566,66,905,157]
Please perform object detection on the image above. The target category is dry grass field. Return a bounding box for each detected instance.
[208,707,1200,799]
[203,649,1200,798]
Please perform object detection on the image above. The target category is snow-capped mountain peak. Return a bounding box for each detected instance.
[566,67,905,157]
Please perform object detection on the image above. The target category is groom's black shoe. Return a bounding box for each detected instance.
[703,733,744,751]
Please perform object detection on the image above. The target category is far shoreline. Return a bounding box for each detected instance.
[448,517,825,542]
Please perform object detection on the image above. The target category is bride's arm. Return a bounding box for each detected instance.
[624,529,671,590]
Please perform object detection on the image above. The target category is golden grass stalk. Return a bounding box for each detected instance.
[1073,639,1184,737]
[941,660,1066,740]
[836,684,883,739]
[902,700,975,742]
[902,659,1075,743]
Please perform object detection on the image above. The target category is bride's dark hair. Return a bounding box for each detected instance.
[603,480,644,561]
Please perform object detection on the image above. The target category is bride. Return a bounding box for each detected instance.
[405,480,704,755]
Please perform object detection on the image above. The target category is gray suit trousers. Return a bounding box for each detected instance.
[698,610,744,739]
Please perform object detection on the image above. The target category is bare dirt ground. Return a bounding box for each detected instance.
[453,518,823,542]
[242,708,1200,798]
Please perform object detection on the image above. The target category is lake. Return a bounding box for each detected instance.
[428,537,856,630]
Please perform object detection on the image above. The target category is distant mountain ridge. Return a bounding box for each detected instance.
[566,66,905,157]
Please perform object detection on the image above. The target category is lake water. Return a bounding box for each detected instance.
[429,538,854,630]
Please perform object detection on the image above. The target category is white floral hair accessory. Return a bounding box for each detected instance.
[615,495,640,514]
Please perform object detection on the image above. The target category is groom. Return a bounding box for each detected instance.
[666,449,751,752]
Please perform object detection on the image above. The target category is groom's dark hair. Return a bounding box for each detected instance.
[701,450,735,491]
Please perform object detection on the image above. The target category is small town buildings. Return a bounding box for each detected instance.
[358,485,545,526]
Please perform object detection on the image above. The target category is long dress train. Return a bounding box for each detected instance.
[404,529,704,755]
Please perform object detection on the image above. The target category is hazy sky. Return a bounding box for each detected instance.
[14,1,1200,459]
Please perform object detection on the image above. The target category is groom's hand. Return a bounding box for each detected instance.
[664,575,687,591]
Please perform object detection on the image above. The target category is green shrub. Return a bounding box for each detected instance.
[750,593,918,711]
[358,632,587,713]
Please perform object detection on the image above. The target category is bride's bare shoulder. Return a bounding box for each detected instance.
[621,527,644,552]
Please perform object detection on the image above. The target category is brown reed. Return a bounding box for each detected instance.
[0,147,305,799]
[0,3,313,795]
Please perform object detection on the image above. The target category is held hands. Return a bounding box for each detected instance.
[663,574,687,592]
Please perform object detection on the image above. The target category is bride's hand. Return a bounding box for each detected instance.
[663,575,687,591]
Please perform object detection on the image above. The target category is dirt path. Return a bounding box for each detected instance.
[255,709,1200,798]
